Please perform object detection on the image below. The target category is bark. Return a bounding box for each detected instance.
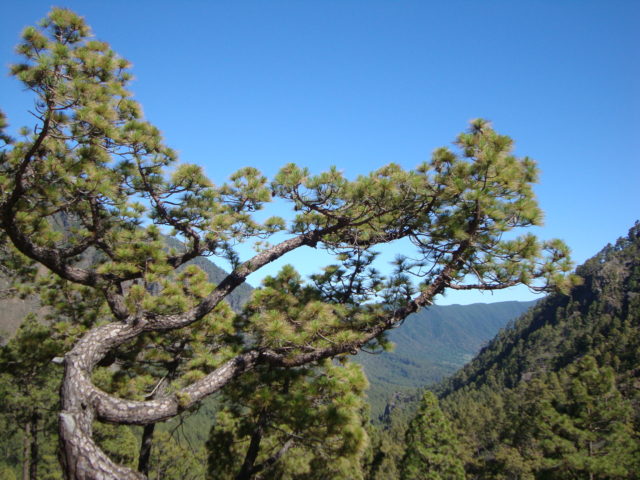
[22,419,32,480]
[235,419,264,480]
[58,407,145,480]
[137,423,155,477]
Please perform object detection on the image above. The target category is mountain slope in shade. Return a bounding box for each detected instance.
[0,278,40,341]
[355,300,536,418]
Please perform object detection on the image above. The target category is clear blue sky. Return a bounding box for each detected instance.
[1,1,638,305]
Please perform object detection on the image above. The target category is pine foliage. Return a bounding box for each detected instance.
[400,391,465,480]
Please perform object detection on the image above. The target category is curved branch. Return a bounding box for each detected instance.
[144,225,344,331]
[0,220,97,286]
[248,438,295,478]
[3,111,52,212]
[448,280,520,290]
[63,231,470,432]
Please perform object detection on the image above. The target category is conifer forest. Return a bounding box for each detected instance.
[0,8,638,480]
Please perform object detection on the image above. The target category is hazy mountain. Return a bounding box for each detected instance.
[0,278,40,341]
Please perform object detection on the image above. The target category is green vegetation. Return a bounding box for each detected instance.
[436,222,640,479]
[206,267,370,480]
[1,232,534,479]
[207,361,369,480]
[399,391,465,480]
[0,317,62,479]
[4,7,624,480]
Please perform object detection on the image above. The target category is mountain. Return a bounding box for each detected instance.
[0,277,40,341]
[434,222,640,479]
[439,222,640,396]
[355,300,536,419]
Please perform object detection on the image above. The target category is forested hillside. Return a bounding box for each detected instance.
[433,223,640,479]
[356,300,535,418]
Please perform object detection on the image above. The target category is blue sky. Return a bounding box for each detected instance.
[1,1,638,305]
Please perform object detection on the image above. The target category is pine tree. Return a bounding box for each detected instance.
[0,316,64,480]
[400,391,465,480]
[207,268,370,480]
[207,361,369,480]
[0,8,576,479]
[536,356,639,479]
[364,419,407,480]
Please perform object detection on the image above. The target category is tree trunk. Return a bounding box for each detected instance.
[234,411,295,480]
[235,411,267,480]
[137,423,156,476]
[58,324,147,480]
[22,412,39,480]
[235,428,263,480]
[29,412,38,480]
[22,419,32,480]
